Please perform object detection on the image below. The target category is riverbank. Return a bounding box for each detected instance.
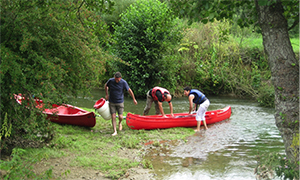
[31,144,154,180]
[0,108,195,179]
[2,98,288,180]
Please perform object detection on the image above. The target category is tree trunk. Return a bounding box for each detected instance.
[255,0,299,165]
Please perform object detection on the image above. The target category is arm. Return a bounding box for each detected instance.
[169,102,174,117]
[188,95,194,114]
[128,88,138,105]
[192,103,197,111]
[104,83,109,100]
[157,101,166,117]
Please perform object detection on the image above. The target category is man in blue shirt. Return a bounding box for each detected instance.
[105,72,137,136]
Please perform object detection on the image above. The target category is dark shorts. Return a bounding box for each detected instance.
[109,102,124,115]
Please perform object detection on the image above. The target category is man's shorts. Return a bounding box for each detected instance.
[109,102,124,115]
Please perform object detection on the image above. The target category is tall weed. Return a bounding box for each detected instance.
[173,19,275,104]
[0,148,53,180]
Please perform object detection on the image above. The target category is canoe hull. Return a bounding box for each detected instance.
[14,94,96,127]
[126,106,231,130]
[44,104,96,127]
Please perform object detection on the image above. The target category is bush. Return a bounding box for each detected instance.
[1,0,108,154]
[176,19,243,95]
[255,152,299,180]
[257,82,275,107]
[112,0,183,96]
[169,19,274,103]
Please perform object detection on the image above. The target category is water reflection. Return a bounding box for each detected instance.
[71,88,285,180]
[144,99,284,180]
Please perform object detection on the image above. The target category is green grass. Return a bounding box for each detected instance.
[239,36,264,49]
[290,37,299,53]
[235,33,299,53]
[2,107,194,179]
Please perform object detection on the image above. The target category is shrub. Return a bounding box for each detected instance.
[257,82,275,107]
[112,0,183,96]
[172,19,273,101]
[255,152,299,180]
[1,0,108,153]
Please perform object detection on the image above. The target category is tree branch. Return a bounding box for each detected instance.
[76,0,85,27]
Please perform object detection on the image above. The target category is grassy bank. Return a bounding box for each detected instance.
[236,34,299,53]
[1,108,194,179]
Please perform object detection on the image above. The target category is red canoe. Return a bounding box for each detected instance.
[126,106,231,130]
[14,94,96,127]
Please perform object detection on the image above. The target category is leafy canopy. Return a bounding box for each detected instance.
[112,0,183,96]
[167,0,298,32]
[0,0,110,152]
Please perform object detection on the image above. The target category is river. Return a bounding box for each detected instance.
[70,88,285,180]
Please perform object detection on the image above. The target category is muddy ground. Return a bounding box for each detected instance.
[32,147,155,180]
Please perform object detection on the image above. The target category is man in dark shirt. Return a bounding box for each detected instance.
[184,86,210,132]
[143,86,174,118]
[105,72,137,136]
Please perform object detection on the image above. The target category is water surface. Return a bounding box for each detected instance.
[70,88,285,180]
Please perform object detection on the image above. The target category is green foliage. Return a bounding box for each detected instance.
[0,0,110,153]
[167,0,299,33]
[275,156,299,180]
[175,20,252,95]
[255,152,299,180]
[112,0,183,96]
[164,19,279,104]
[257,82,275,107]
[0,113,12,149]
[101,0,137,33]
[167,0,257,27]
[291,133,299,164]
[0,148,53,180]
[141,159,153,169]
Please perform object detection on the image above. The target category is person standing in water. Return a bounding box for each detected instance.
[105,72,138,136]
[183,86,210,132]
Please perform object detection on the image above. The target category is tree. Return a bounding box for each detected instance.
[0,0,111,154]
[112,0,183,96]
[167,0,299,170]
[254,0,299,168]
[101,0,137,34]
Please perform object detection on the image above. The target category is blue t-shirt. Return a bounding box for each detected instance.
[106,78,130,103]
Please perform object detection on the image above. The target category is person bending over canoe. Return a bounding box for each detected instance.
[105,72,138,136]
[183,86,210,132]
[143,86,174,118]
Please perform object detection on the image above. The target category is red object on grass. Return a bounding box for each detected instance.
[93,98,106,109]
[14,94,96,127]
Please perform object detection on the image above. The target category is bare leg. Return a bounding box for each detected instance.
[203,120,208,130]
[111,113,117,136]
[154,101,160,115]
[195,121,201,132]
[143,92,153,115]
[118,114,123,131]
